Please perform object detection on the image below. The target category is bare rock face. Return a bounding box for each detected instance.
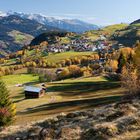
[26,127,42,140]
[116,116,140,133]
[58,126,81,140]
[1,99,140,140]
[81,128,109,140]
[66,112,79,118]
[106,111,124,122]
[39,128,56,140]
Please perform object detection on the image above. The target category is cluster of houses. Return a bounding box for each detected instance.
[71,38,96,52]
[44,34,114,53]
[36,31,126,55]
[45,44,70,53]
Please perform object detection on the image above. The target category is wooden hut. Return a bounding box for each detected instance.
[24,86,45,99]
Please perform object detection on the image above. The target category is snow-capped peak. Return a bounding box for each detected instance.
[0,11,7,17]
[2,11,99,33]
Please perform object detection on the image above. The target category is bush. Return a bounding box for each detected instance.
[108,60,118,72]
[0,107,13,126]
[68,65,83,78]
[81,67,92,77]
[39,72,57,82]
[57,65,83,80]
[60,60,66,67]
[57,68,70,80]
[89,64,101,71]
[65,59,72,66]
[72,57,81,65]
[81,56,88,66]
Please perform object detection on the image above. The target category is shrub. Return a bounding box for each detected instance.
[65,59,72,66]
[68,65,83,78]
[60,60,66,67]
[57,68,70,80]
[39,72,57,82]
[108,60,118,72]
[0,108,12,126]
[57,65,84,80]
[72,57,81,65]
[81,56,88,66]
[57,64,62,68]
[89,64,101,71]
[81,67,92,76]
[0,71,3,77]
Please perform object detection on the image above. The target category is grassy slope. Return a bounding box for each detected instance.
[44,51,94,63]
[1,51,95,67]
[2,74,39,86]
[103,24,128,32]
[110,23,140,46]
[2,74,39,101]
[84,24,128,40]
[2,74,124,124]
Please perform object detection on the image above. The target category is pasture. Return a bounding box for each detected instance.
[44,51,94,63]
[2,74,124,125]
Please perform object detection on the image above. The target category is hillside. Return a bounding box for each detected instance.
[30,31,68,46]
[83,22,140,47]
[0,15,60,56]
[83,24,128,40]
[1,99,140,140]
[111,22,140,46]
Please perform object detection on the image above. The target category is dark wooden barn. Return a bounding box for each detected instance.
[24,86,45,99]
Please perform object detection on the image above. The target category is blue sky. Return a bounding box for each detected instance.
[0,0,140,25]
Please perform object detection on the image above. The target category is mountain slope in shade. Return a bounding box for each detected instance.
[8,12,99,33]
[30,31,68,46]
[111,21,140,46]
[0,15,61,56]
[0,15,60,36]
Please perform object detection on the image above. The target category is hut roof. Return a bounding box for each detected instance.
[24,86,43,93]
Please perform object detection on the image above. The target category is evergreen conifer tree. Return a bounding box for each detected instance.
[127,52,134,64]
[0,80,16,126]
[117,52,126,73]
[134,43,140,68]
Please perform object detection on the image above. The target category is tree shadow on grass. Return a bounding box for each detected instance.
[19,95,122,116]
[13,92,25,103]
[47,81,121,97]
[24,81,40,86]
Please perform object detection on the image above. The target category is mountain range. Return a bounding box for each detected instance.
[7,11,99,33]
